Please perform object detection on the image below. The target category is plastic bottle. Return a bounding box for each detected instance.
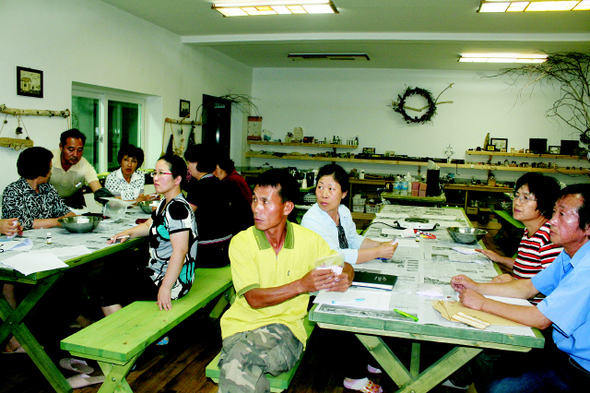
[359,170,365,180]
[46,232,52,245]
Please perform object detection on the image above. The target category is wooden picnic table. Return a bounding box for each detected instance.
[0,208,150,393]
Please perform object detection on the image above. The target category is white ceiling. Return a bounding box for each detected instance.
[100,0,590,70]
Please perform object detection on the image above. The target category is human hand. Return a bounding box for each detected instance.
[157,286,172,311]
[475,249,499,262]
[107,232,130,244]
[300,268,339,293]
[377,240,398,260]
[451,275,477,292]
[458,288,486,311]
[1,218,22,238]
[491,274,515,283]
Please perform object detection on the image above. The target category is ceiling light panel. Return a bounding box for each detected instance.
[459,53,548,63]
[212,1,339,17]
[478,0,590,12]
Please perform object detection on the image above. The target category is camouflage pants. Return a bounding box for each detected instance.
[218,323,304,393]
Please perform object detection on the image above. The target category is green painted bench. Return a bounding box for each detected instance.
[206,316,316,392]
[60,266,232,393]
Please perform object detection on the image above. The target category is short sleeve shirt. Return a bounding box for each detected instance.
[532,241,590,372]
[220,222,337,346]
[105,169,145,200]
[49,150,99,198]
[147,193,198,299]
[301,203,365,264]
[2,178,71,230]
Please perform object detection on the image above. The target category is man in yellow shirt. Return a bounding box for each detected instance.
[219,168,354,393]
[49,128,103,208]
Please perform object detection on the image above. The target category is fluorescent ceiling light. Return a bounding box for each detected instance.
[458,53,548,63]
[478,0,590,12]
[212,1,338,17]
[288,53,370,61]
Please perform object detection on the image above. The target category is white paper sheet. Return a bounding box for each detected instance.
[0,251,69,275]
[314,287,393,311]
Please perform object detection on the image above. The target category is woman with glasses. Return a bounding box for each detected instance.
[476,173,562,301]
[103,154,197,315]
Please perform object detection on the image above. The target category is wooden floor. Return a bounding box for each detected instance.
[1,217,506,393]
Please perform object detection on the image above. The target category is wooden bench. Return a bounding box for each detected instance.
[205,316,316,392]
[60,266,232,393]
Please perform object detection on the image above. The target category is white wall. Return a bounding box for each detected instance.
[0,0,252,193]
[251,68,587,185]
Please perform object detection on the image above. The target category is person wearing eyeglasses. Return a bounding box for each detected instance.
[102,154,197,315]
[476,172,562,304]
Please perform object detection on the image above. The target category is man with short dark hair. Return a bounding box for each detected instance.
[49,128,103,208]
[451,183,590,392]
[218,168,354,393]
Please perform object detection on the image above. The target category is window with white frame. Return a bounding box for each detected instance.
[72,84,146,173]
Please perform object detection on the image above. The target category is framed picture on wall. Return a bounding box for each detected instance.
[548,146,561,154]
[490,138,508,152]
[179,99,190,118]
[17,66,43,98]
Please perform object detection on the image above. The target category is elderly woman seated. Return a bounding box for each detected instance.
[2,146,76,353]
[105,145,156,203]
[2,146,75,230]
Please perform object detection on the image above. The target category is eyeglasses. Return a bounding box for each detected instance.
[150,171,173,178]
[513,193,537,203]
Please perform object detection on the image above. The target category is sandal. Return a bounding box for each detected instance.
[343,377,383,393]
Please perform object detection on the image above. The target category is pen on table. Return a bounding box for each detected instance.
[394,309,419,322]
[332,298,365,305]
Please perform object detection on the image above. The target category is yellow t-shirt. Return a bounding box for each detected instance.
[49,150,99,198]
[220,221,336,346]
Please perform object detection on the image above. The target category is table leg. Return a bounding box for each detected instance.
[1,274,72,393]
[356,334,482,393]
[97,354,140,393]
[410,342,420,379]
[356,334,413,387]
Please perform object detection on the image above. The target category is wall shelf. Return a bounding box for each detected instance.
[247,140,357,149]
[245,152,590,174]
[466,150,581,160]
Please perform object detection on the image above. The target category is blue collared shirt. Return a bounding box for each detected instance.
[301,203,364,264]
[533,240,590,372]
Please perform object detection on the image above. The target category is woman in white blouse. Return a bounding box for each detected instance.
[105,145,156,203]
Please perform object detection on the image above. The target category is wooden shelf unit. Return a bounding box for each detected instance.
[247,141,357,149]
[245,152,590,174]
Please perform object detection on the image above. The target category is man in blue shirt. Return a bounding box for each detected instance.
[451,183,590,392]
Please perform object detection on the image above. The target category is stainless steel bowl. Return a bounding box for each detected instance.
[58,216,102,233]
[447,227,488,244]
[138,201,158,214]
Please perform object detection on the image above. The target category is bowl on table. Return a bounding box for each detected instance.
[58,216,103,233]
[138,200,159,214]
[446,227,487,244]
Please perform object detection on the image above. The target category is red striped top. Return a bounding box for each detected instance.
[513,221,562,304]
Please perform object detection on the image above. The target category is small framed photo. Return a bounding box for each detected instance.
[490,138,508,152]
[486,145,496,151]
[363,147,376,155]
[17,66,43,98]
[548,146,561,154]
[179,99,190,118]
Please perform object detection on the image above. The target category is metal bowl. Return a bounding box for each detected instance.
[58,216,103,233]
[447,227,488,244]
[138,200,158,214]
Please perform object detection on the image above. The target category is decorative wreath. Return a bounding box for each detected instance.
[392,86,437,124]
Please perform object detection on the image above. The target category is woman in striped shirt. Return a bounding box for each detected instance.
[477,173,562,293]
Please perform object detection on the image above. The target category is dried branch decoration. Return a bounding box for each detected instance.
[490,52,590,144]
